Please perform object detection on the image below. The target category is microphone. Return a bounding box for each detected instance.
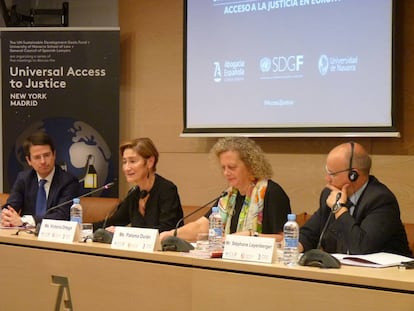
[46,181,116,215]
[298,191,342,269]
[316,192,341,250]
[161,191,228,252]
[93,186,138,244]
[34,181,117,235]
[92,213,114,243]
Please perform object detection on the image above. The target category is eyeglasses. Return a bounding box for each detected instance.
[325,166,350,177]
[14,228,36,236]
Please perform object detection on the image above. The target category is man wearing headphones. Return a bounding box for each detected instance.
[298,142,411,256]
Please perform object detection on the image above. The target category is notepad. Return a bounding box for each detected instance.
[332,252,414,268]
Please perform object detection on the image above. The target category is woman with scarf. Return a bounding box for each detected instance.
[159,137,291,243]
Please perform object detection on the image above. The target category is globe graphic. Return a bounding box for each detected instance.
[8,117,117,197]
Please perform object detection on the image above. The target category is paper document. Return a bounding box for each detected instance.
[332,252,414,268]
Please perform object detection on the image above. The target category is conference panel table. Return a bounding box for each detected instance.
[0,229,413,310]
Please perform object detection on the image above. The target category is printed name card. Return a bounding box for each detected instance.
[38,219,79,243]
[223,235,275,264]
[111,227,160,252]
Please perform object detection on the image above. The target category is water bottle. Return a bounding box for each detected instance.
[283,213,299,266]
[208,206,223,251]
[70,198,83,224]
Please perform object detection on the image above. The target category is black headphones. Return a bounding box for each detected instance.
[348,142,359,182]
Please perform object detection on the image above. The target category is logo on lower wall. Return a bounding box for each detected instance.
[51,275,73,311]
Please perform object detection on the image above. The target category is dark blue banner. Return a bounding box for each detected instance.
[1,28,119,197]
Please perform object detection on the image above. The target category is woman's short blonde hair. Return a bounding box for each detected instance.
[210,137,273,179]
[120,137,159,172]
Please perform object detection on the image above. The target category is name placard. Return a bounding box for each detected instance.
[38,219,79,243]
[111,227,160,252]
[222,235,275,264]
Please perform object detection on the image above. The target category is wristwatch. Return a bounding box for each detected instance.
[332,202,347,214]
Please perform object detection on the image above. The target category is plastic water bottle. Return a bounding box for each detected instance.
[70,198,83,224]
[208,206,223,251]
[283,213,299,266]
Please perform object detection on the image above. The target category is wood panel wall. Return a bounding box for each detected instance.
[119,1,414,223]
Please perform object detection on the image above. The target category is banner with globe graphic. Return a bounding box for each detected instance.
[0,28,119,197]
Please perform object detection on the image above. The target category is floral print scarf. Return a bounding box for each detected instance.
[217,179,267,234]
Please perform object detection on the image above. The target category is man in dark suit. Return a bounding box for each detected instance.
[299,142,411,257]
[1,131,79,227]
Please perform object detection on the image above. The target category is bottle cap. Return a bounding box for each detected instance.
[211,206,219,213]
[287,213,296,221]
[73,198,80,204]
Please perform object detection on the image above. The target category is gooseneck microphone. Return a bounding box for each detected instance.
[92,212,114,244]
[34,181,117,235]
[316,192,341,250]
[161,191,228,252]
[93,186,138,244]
[47,181,116,214]
[298,191,342,269]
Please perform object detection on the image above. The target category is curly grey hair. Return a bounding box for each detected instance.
[210,137,273,179]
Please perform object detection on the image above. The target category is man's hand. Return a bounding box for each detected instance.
[326,184,349,208]
[1,206,23,227]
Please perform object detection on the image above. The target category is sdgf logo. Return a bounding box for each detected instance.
[259,57,272,73]
[271,55,304,72]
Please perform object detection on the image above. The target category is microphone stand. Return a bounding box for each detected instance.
[93,186,138,244]
[92,213,114,244]
[33,181,117,235]
[173,191,227,237]
[161,191,227,252]
[298,192,342,269]
[316,192,341,250]
[45,181,116,214]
